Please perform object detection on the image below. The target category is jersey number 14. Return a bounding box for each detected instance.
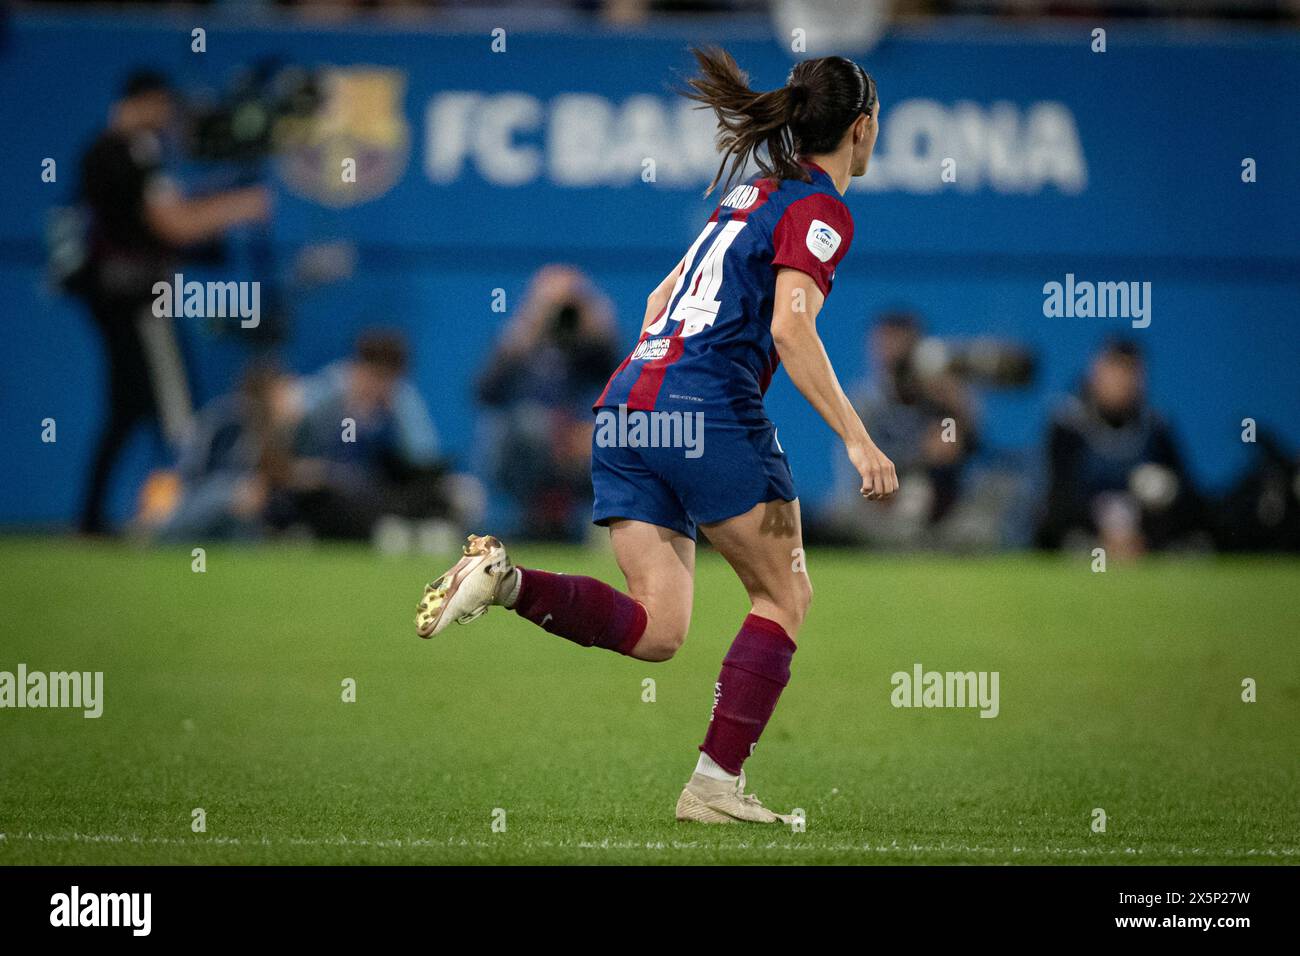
[647,220,747,338]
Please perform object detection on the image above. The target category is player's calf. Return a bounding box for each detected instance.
[414,535,656,656]
[510,568,648,654]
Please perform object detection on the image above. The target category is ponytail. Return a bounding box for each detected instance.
[682,46,877,196]
[683,46,805,195]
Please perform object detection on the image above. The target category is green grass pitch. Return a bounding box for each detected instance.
[0,537,1296,865]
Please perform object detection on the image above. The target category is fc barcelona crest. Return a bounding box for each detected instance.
[278,67,410,207]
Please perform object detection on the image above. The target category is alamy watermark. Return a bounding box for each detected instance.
[890,662,999,718]
[0,664,103,718]
[50,886,150,936]
[595,403,704,459]
[152,272,260,328]
[1042,273,1150,328]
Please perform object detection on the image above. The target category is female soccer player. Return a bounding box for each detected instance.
[415,48,897,824]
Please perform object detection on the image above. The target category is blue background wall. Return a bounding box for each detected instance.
[2,12,1297,527]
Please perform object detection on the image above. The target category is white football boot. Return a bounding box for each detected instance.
[415,534,516,639]
[675,771,795,825]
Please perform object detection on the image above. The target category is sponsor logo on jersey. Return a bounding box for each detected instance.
[631,337,671,361]
[806,220,841,262]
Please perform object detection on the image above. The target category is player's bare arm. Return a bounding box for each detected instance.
[771,267,898,500]
[641,260,684,332]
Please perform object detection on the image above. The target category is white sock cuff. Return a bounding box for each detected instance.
[694,751,739,783]
[499,567,523,609]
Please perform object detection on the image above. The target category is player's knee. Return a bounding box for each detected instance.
[628,589,689,662]
[785,574,813,629]
[637,600,691,660]
[636,620,687,662]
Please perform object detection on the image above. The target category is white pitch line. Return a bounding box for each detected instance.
[1,832,1296,858]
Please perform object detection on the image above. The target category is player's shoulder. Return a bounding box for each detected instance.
[765,172,853,271]
[771,173,853,232]
[712,171,854,268]
[716,170,846,214]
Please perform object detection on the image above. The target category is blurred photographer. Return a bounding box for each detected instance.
[820,311,1034,549]
[74,69,271,535]
[477,265,620,541]
[147,361,302,543]
[269,330,462,542]
[1035,339,1205,558]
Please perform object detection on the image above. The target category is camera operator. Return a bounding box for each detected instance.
[75,69,271,536]
[476,265,620,541]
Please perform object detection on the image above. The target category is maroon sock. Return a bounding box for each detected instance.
[513,568,647,655]
[700,614,796,775]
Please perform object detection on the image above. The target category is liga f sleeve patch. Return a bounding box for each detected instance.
[806,220,841,262]
[771,193,854,296]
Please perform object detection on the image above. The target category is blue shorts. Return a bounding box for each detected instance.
[590,411,795,540]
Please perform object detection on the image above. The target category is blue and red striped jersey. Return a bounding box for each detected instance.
[596,162,854,424]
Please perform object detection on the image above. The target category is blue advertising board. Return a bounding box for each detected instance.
[1,12,1297,525]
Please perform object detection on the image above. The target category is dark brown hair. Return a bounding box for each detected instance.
[683,47,877,195]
